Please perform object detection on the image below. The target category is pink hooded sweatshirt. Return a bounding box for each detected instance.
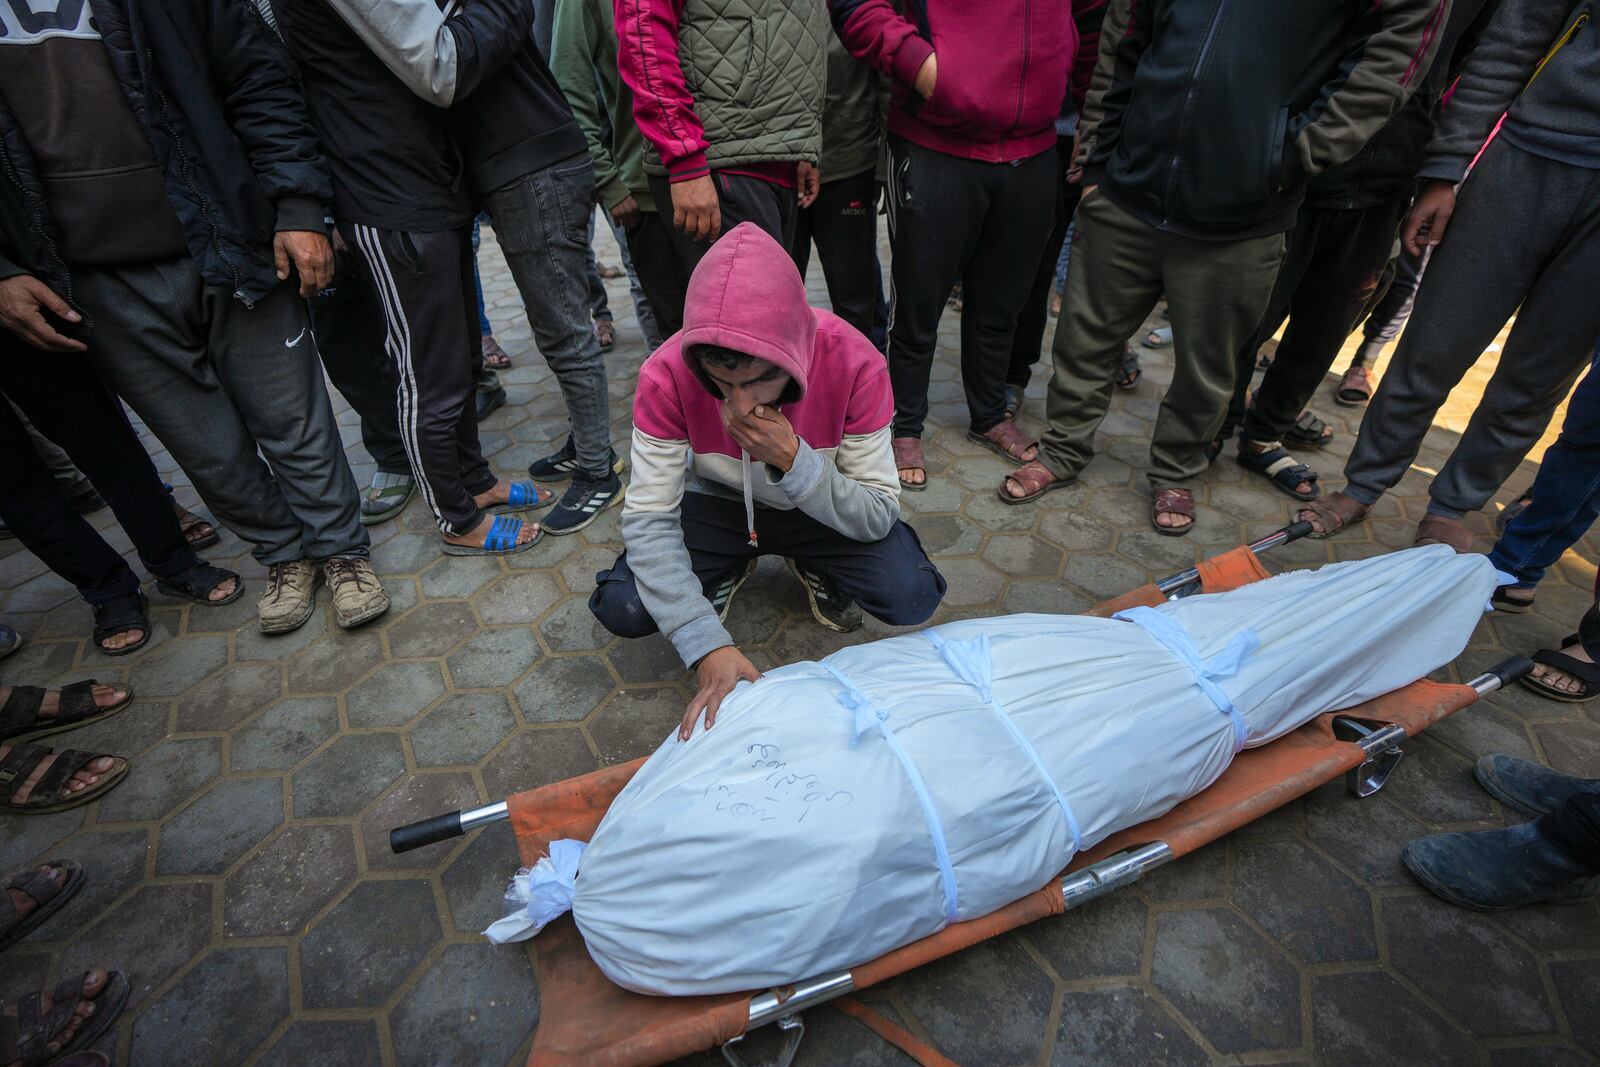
[624,223,899,667]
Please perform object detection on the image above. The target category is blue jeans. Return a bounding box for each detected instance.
[1488,347,1600,588]
[471,217,492,336]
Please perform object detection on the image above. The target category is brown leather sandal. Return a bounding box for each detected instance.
[1297,490,1372,539]
[1335,365,1371,407]
[1151,487,1197,537]
[969,420,1039,464]
[1,972,128,1067]
[892,436,927,492]
[0,744,129,814]
[0,682,134,744]
[1415,514,1472,552]
[999,460,1073,506]
[0,860,83,951]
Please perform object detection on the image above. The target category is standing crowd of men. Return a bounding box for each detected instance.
[1,8,1600,1047]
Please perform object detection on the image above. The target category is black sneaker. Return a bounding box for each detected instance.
[542,471,623,535]
[528,435,626,482]
[708,558,758,622]
[475,384,507,422]
[787,559,862,633]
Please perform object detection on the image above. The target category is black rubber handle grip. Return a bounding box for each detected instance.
[390,811,463,854]
[1280,520,1314,543]
[1487,655,1535,688]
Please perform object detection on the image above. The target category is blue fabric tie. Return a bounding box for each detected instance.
[821,661,960,924]
[924,631,1084,855]
[1113,606,1256,752]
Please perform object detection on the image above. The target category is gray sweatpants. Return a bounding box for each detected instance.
[79,256,367,566]
[1344,139,1600,513]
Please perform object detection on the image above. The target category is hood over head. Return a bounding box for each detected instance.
[677,222,815,405]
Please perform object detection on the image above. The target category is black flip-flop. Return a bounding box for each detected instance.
[0,682,134,744]
[155,561,243,606]
[1520,638,1600,703]
[92,591,150,657]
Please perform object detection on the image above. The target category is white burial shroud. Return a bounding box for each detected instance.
[504,546,1497,996]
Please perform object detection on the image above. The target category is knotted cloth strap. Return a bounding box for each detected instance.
[1113,606,1257,752]
[923,631,1084,854]
[822,661,959,924]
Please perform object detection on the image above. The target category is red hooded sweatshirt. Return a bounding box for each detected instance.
[624,223,899,667]
[831,0,1105,164]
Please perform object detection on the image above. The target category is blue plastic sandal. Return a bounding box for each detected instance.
[442,514,542,556]
[498,481,555,514]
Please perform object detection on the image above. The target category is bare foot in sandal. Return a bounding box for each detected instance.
[1152,487,1196,535]
[0,745,119,808]
[891,437,927,489]
[1530,644,1593,698]
[3,969,117,1064]
[442,513,541,552]
[0,683,129,743]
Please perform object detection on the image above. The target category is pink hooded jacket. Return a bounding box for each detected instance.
[624,223,899,666]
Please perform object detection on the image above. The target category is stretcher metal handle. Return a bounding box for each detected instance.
[390,801,508,853]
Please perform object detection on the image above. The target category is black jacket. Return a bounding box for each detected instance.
[448,34,589,197]
[1308,0,1503,210]
[0,0,332,308]
[1081,0,1452,240]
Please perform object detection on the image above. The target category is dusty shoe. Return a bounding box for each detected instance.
[1476,754,1600,819]
[323,557,389,630]
[258,560,320,635]
[1403,821,1600,910]
[787,559,862,633]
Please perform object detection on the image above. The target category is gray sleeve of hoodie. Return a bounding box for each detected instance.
[1418,0,1578,183]
[326,0,533,107]
[771,426,901,543]
[622,428,735,669]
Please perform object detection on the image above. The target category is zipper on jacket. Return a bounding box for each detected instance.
[0,136,84,326]
[144,49,253,308]
[1160,0,1230,229]
[1528,12,1589,88]
[1000,0,1034,156]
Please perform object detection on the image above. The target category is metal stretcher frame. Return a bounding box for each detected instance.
[389,526,1533,1067]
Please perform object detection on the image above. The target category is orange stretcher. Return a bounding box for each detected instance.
[389,524,1532,1067]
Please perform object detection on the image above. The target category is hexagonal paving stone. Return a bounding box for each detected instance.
[420,554,502,599]
[1304,782,1433,888]
[1551,960,1600,1055]
[1051,985,1209,1067]
[961,491,1044,533]
[1489,897,1600,955]
[0,805,84,872]
[476,571,563,625]
[411,691,518,766]
[1382,735,1499,824]
[361,770,483,872]
[230,697,340,771]
[371,530,447,576]
[292,732,407,818]
[1533,719,1600,778]
[1490,1046,1596,1067]
[237,607,328,662]
[1025,892,1147,981]
[539,596,615,652]
[285,628,387,694]
[157,777,284,876]
[26,828,150,941]
[1310,970,1476,1065]
[481,727,598,802]
[1382,895,1555,1036]
[347,660,447,728]
[894,935,1056,1065]
[447,626,542,689]
[910,513,985,557]
[1232,838,1376,964]
[1135,843,1227,903]
[224,823,359,938]
[514,654,617,723]
[257,1020,384,1067]
[932,558,1005,608]
[441,822,522,934]
[1149,907,1301,1054]
[389,941,537,1067]
[587,687,681,764]
[174,664,283,732]
[1001,578,1096,616]
[131,947,290,1066]
[97,736,222,822]
[607,629,687,685]
[1062,552,1147,602]
[61,882,213,1009]
[301,879,442,1009]
[981,534,1064,578]
[387,600,479,658]
[126,634,228,698]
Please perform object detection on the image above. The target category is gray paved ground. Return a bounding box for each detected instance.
[1,223,1596,1067]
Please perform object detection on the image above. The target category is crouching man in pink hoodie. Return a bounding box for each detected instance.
[590,223,947,736]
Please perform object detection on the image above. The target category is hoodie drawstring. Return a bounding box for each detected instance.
[741,449,758,548]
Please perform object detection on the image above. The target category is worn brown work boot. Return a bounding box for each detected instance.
[258,559,320,635]
[323,557,390,630]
